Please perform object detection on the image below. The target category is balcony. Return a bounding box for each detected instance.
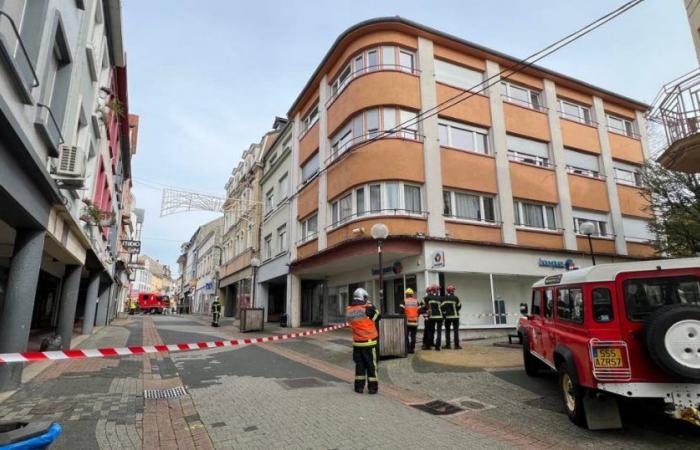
[325,215,427,248]
[653,68,700,172]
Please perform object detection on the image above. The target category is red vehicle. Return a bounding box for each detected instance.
[137,293,170,314]
[519,257,700,429]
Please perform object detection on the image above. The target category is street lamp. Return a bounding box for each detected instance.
[370,223,390,309]
[250,257,261,308]
[579,221,597,266]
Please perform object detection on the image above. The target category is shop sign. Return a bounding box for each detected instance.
[538,258,577,270]
[371,261,403,276]
[121,240,141,254]
[431,251,445,268]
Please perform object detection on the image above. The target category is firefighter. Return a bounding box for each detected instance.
[427,284,444,351]
[346,288,381,394]
[421,285,435,350]
[442,285,462,350]
[399,288,422,354]
[211,297,222,327]
[129,298,137,315]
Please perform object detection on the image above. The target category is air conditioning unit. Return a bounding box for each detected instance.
[52,145,86,188]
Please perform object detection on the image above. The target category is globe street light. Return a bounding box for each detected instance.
[250,257,261,308]
[579,221,597,266]
[370,223,390,309]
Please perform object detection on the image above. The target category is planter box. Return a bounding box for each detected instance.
[378,314,407,358]
[240,308,264,332]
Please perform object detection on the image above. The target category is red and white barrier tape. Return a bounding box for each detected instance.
[0,323,348,364]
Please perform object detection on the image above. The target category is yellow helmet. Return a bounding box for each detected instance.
[405,288,415,296]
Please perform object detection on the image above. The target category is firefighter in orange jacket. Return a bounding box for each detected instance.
[399,288,422,354]
[346,288,381,394]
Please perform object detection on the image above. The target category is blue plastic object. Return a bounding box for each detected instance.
[0,423,62,450]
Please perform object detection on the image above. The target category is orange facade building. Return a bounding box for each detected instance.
[282,18,654,328]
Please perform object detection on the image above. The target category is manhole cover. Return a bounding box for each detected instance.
[278,378,328,390]
[144,386,187,399]
[451,396,496,412]
[411,400,464,416]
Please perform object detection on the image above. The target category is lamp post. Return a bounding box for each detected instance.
[370,223,390,310]
[250,257,261,308]
[579,221,597,266]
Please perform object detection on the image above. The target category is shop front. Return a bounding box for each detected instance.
[256,252,289,323]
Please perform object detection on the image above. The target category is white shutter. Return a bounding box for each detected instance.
[507,135,549,158]
[434,59,483,90]
[613,160,639,173]
[572,209,608,222]
[565,149,599,171]
[622,217,653,241]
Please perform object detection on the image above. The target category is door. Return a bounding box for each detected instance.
[540,287,556,363]
[528,289,545,357]
[393,277,404,315]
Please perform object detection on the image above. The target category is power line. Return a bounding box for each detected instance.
[298,0,644,192]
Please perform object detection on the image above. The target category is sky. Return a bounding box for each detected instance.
[122,0,697,275]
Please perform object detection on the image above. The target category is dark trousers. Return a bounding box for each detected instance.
[353,345,378,392]
[431,319,443,349]
[422,319,433,349]
[212,311,220,326]
[406,325,418,352]
[444,318,461,348]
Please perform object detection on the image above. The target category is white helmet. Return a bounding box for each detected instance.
[353,288,369,303]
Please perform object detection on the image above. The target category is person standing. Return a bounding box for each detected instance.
[346,288,381,394]
[421,285,435,350]
[442,285,462,350]
[129,298,137,315]
[399,288,422,354]
[427,284,444,351]
[211,297,222,327]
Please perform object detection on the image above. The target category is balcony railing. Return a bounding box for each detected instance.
[36,102,64,156]
[326,63,420,107]
[0,10,40,100]
[652,68,700,155]
[326,129,423,166]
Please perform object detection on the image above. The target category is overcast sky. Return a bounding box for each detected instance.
[122,0,697,275]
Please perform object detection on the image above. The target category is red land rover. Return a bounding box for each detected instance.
[519,257,700,429]
[137,292,170,314]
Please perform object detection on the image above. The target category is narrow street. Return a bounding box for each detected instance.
[1,315,698,449]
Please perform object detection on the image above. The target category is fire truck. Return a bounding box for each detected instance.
[137,292,170,314]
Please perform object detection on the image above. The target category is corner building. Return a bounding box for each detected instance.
[285,18,654,329]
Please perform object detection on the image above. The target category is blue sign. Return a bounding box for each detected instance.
[538,258,577,270]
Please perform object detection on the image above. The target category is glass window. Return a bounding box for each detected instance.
[404,185,421,213]
[356,188,365,215]
[399,51,414,72]
[624,276,700,321]
[367,50,378,70]
[565,148,600,177]
[339,193,352,222]
[278,173,289,199]
[483,197,495,222]
[278,226,287,252]
[386,182,399,210]
[516,201,556,230]
[607,114,636,137]
[438,124,449,145]
[532,290,542,315]
[399,109,418,139]
[557,288,584,323]
[443,191,452,216]
[455,192,481,220]
[366,109,379,138]
[438,119,488,154]
[301,153,319,183]
[383,108,396,133]
[370,184,381,212]
[264,235,272,259]
[451,127,472,150]
[592,287,613,322]
[354,54,364,73]
[544,289,553,318]
[265,189,274,213]
[353,115,363,141]
[303,214,317,238]
[381,46,395,67]
[559,99,592,125]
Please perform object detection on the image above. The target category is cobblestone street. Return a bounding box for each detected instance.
[1,315,699,449]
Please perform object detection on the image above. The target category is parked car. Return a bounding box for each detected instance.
[137,293,170,314]
[519,257,700,429]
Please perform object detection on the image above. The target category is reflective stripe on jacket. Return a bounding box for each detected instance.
[346,304,379,345]
[400,297,420,326]
[441,295,461,319]
[427,295,443,319]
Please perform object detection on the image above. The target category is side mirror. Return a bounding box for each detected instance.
[519,303,529,316]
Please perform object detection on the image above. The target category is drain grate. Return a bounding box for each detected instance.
[411,400,464,416]
[278,378,329,390]
[144,386,187,400]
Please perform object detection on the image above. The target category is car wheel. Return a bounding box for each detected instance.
[558,362,586,427]
[522,337,542,376]
[643,305,700,382]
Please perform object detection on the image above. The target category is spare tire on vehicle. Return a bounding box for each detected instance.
[643,304,700,381]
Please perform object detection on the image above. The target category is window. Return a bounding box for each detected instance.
[501,81,541,110]
[263,234,272,259]
[330,64,352,96]
[622,217,653,242]
[404,185,422,213]
[399,50,415,72]
[613,161,641,186]
[367,109,379,138]
[381,46,395,67]
[531,290,542,315]
[573,209,610,237]
[370,184,381,212]
[434,59,484,91]
[301,214,318,240]
[301,152,319,183]
[356,188,365,215]
[268,152,278,168]
[443,190,496,222]
[302,104,319,133]
[558,99,592,125]
[331,193,352,224]
[367,49,378,70]
[557,287,584,323]
[607,114,637,137]
[386,182,399,210]
[544,289,553,318]
[592,287,613,323]
[438,119,488,154]
[330,122,353,158]
[277,226,287,253]
[278,173,289,200]
[624,276,700,321]
[565,148,600,177]
[265,188,274,213]
[514,200,556,230]
[507,135,550,167]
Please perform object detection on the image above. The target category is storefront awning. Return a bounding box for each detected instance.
[219,267,252,288]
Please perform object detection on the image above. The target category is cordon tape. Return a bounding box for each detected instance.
[0,323,348,364]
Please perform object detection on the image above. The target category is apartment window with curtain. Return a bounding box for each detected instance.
[565,148,601,178]
[329,182,423,227]
[558,99,593,125]
[507,135,551,167]
[438,118,488,154]
[572,209,611,237]
[514,200,557,230]
[606,114,637,138]
[613,160,641,186]
[501,81,542,111]
[301,104,319,134]
[300,214,318,241]
[434,59,484,91]
[301,152,320,183]
[331,193,353,225]
[443,190,496,223]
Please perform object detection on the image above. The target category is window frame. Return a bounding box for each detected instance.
[328,181,424,228]
[514,200,557,231]
[501,81,542,111]
[301,152,320,184]
[558,99,593,125]
[263,234,273,260]
[556,286,585,324]
[437,118,489,155]
[277,225,287,253]
[592,287,614,323]
[300,213,318,242]
[606,114,637,138]
[301,104,319,134]
[573,216,609,238]
[443,190,497,223]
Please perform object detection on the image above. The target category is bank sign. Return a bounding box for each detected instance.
[538,258,578,270]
